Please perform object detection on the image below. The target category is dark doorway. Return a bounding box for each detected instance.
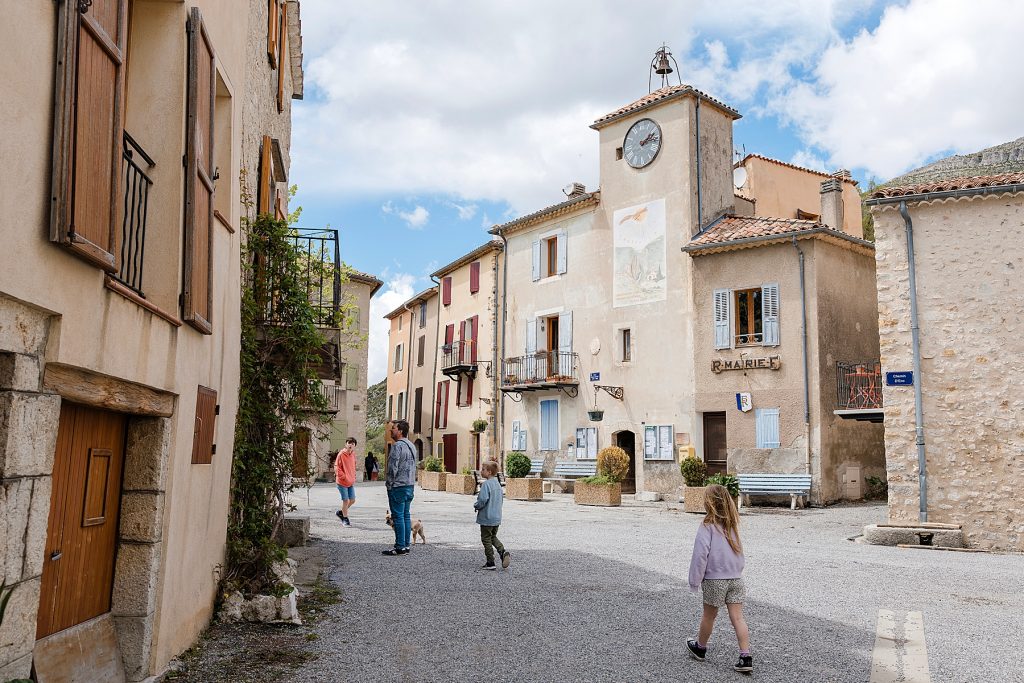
[442,433,458,474]
[414,438,424,460]
[614,430,637,494]
[703,412,727,475]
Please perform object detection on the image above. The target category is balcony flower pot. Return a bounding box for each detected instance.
[506,477,543,501]
[587,409,604,422]
[471,419,488,434]
[574,480,621,507]
[683,486,707,513]
[446,473,476,495]
[420,471,446,491]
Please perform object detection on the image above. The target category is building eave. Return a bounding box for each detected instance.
[488,192,600,238]
[684,227,875,257]
[430,240,503,279]
[590,85,741,130]
[383,286,438,320]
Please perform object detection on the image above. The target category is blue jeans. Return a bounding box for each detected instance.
[387,485,415,548]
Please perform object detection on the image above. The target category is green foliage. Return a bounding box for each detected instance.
[597,446,630,483]
[706,473,740,498]
[860,180,879,242]
[680,456,708,487]
[472,418,488,433]
[366,379,387,430]
[865,475,888,500]
[460,466,473,476]
[579,474,615,486]
[423,456,443,472]
[505,451,531,479]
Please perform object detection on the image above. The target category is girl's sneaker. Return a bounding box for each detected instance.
[686,639,706,661]
[734,655,753,673]
[342,517,352,527]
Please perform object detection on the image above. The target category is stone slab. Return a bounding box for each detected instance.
[635,491,663,502]
[862,524,964,548]
[276,516,310,548]
[0,577,40,670]
[0,391,61,478]
[111,543,161,618]
[1,478,50,584]
[34,613,127,683]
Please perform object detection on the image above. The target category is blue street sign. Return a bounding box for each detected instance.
[886,371,914,386]
[590,372,600,382]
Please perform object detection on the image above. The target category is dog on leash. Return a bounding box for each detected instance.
[385,512,427,544]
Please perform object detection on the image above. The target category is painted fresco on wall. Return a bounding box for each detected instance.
[613,198,666,308]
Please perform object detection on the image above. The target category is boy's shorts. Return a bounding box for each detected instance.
[701,578,746,607]
[337,484,356,501]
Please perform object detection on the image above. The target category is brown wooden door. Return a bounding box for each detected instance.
[442,434,457,474]
[38,404,127,639]
[292,428,310,478]
[703,412,728,476]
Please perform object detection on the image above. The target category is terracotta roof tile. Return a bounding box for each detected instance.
[590,85,740,129]
[688,215,822,248]
[868,172,1024,199]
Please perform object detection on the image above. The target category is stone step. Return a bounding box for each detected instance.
[862,524,964,548]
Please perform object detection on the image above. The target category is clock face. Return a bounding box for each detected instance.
[623,118,662,168]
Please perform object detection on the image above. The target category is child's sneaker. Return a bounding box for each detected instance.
[480,562,497,570]
[335,510,344,520]
[734,655,753,674]
[686,639,707,661]
[501,551,511,569]
[343,517,352,527]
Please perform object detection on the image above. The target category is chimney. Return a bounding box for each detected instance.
[819,178,844,231]
[831,168,852,181]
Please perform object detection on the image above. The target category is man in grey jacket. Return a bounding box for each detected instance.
[382,420,418,556]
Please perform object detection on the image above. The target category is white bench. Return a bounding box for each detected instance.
[528,459,544,477]
[737,473,812,510]
[543,461,598,493]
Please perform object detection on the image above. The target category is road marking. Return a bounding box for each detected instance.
[870,609,931,683]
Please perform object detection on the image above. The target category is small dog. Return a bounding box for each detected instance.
[385,512,427,544]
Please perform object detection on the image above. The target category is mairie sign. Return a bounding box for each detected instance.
[712,356,782,374]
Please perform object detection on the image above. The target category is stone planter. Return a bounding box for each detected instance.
[446,473,476,495]
[574,481,622,507]
[507,477,543,501]
[420,471,446,491]
[683,486,707,513]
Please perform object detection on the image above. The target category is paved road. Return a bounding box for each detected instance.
[287,482,1022,683]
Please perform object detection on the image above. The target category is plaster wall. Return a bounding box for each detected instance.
[384,290,438,457]
[872,195,1024,550]
[385,311,410,424]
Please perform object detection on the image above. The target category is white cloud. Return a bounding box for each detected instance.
[367,273,417,384]
[447,201,478,221]
[774,0,1024,179]
[382,202,430,229]
[790,149,828,173]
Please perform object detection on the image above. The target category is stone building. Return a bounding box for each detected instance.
[866,138,1024,550]
[383,286,439,459]
[0,0,304,679]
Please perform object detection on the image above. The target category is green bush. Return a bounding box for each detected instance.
[423,456,443,473]
[679,456,708,487]
[505,451,531,479]
[597,446,630,483]
[865,475,888,500]
[706,473,740,498]
[579,474,614,486]
[472,418,488,433]
[460,466,473,476]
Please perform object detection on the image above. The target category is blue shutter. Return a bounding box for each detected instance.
[762,283,780,346]
[532,240,541,281]
[540,400,558,450]
[755,408,780,448]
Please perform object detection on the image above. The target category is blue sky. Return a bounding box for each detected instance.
[288,0,1023,382]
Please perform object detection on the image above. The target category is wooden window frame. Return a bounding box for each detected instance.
[267,0,281,67]
[621,328,632,362]
[545,237,558,278]
[734,287,763,347]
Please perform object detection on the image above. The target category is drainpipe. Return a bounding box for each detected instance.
[497,232,509,467]
[792,237,811,477]
[899,200,928,523]
[694,97,703,234]
[429,275,441,458]
[402,301,415,428]
[490,244,503,464]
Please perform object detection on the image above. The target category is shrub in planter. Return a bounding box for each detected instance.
[680,456,709,513]
[706,473,740,500]
[420,456,446,491]
[575,447,628,507]
[505,451,541,500]
[597,446,629,482]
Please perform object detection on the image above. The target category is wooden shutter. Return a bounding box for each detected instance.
[756,408,781,448]
[469,315,479,362]
[50,0,129,270]
[442,276,452,306]
[762,283,780,346]
[444,323,455,346]
[183,7,216,334]
[556,230,568,274]
[267,0,280,66]
[276,1,287,112]
[346,365,358,391]
[258,135,272,215]
[417,335,425,366]
[558,311,573,375]
[413,387,423,434]
[469,261,480,293]
[191,386,218,464]
[531,241,541,281]
[466,376,474,405]
[714,289,731,349]
[442,380,450,428]
[434,382,442,428]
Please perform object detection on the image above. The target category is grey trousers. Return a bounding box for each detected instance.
[480,525,505,563]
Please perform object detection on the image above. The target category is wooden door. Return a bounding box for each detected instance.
[442,433,458,474]
[292,428,310,478]
[703,412,728,476]
[38,404,127,639]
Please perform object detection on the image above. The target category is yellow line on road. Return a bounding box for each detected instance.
[870,609,931,683]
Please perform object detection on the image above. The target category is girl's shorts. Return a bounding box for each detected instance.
[701,578,746,607]
[337,484,356,501]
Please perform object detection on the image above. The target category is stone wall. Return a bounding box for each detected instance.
[872,194,1024,550]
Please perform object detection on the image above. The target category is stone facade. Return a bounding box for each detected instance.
[871,193,1024,550]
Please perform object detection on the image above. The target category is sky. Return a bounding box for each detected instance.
[288,0,1024,384]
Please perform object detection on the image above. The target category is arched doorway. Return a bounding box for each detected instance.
[415,438,424,460]
[614,430,637,494]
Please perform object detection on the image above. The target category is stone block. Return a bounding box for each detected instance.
[122,417,170,492]
[23,476,51,580]
[635,491,663,502]
[275,589,300,624]
[0,652,32,681]
[0,577,41,669]
[118,492,163,544]
[574,481,621,507]
[275,516,309,548]
[241,594,277,622]
[506,477,543,501]
[0,297,51,356]
[862,524,964,548]
[1,479,31,585]
[113,615,154,682]
[0,353,41,392]
[0,391,61,478]
[111,543,161,617]
[218,591,244,623]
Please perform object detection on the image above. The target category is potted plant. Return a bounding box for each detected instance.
[446,465,477,495]
[574,446,629,507]
[587,409,604,422]
[472,418,488,434]
[420,456,447,491]
[706,472,740,504]
[505,451,542,501]
[680,456,708,513]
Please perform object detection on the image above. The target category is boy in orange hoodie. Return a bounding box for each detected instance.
[335,437,357,526]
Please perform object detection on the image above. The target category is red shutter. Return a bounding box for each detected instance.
[442,276,452,306]
[183,7,216,334]
[434,382,442,428]
[466,377,474,405]
[469,261,480,294]
[444,323,455,346]
[443,380,450,427]
[267,0,280,66]
[470,315,479,362]
[50,0,129,270]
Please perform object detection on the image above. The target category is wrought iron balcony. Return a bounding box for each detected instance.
[112,132,155,297]
[835,360,883,422]
[295,381,342,414]
[441,340,477,377]
[500,351,579,394]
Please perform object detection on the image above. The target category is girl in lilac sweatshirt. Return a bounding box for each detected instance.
[686,484,752,674]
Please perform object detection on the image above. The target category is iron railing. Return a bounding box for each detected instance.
[295,380,342,414]
[501,351,579,386]
[837,360,882,409]
[115,132,155,296]
[260,228,341,327]
[441,340,476,370]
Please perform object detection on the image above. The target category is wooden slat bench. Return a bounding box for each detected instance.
[737,473,812,510]
[543,461,597,493]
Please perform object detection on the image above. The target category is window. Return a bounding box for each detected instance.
[397,392,405,419]
[621,328,632,362]
[267,0,282,66]
[714,284,780,350]
[531,230,567,280]
[734,288,763,346]
[575,427,598,460]
[643,425,675,461]
[442,276,453,306]
[469,261,481,294]
[346,365,359,391]
[510,420,527,450]
[419,302,427,328]
[387,395,394,421]
[393,344,404,372]
[191,386,219,464]
[755,408,781,448]
[417,335,425,366]
[435,381,450,429]
[539,399,559,450]
[413,388,423,434]
[398,315,402,331]
[545,237,558,277]
[456,376,474,407]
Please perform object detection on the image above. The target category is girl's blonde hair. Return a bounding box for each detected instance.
[703,484,743,556]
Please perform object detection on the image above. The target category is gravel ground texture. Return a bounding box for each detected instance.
[276,482,1022,683]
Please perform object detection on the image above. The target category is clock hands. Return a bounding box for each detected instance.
[639,131,659,147]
